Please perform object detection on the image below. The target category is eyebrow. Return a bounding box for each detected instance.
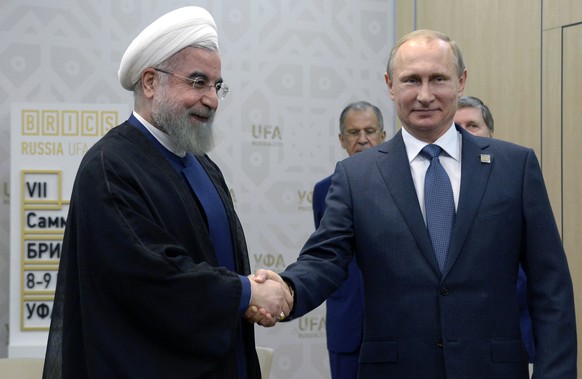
[400,72,451,80]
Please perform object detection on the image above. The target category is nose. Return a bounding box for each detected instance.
[417,81,434,104]
[201,88,219,109]
[357,132,369,144]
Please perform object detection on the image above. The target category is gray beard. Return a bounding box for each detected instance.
[151,91,215,156]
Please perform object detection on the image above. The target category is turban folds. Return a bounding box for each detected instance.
[118,6,218,91]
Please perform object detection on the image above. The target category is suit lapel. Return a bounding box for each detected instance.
[444,130,492,277]
[376,131,442,278]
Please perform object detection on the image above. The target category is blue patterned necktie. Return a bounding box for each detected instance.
[421,144,455,272]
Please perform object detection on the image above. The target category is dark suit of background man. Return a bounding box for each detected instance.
[454,95,535,363]
[255,29,577,378]
[313,101,386,379]
[42,6,292,379]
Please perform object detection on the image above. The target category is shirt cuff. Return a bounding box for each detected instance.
[239,275,251,313]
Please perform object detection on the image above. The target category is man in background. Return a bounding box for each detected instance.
[454,95,535,363]
[313,101,386,379]
[42,7,291,379]
[454,95,494,137]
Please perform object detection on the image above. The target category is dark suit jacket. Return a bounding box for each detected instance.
[517,265,535,362]
[282,126,576,378]
[43,122,260,379]
[313,175,364,354]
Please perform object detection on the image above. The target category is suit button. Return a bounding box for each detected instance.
[435,338,443,349]
[440,287,449,295]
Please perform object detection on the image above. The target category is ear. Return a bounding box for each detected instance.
[141,68,157,99]
[457,69,467,97]
[380,130,387,141]
[385,72,395,100]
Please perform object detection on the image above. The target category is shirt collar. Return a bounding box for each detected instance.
[132,111,186,157]
[402,123,461,163]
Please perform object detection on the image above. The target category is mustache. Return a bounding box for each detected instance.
[189,107,215,120]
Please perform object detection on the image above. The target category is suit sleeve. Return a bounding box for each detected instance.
[521,150,577,376]
[283,164,353,317]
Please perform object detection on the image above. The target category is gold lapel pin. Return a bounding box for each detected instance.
[480,154,491,164]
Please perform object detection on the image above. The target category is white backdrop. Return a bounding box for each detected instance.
[0,0,396,377]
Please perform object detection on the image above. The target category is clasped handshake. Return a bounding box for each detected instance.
[244,269,293,327]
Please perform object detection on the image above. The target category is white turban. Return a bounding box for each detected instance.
[118,6,218,91]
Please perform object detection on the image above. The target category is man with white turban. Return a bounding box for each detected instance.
[43,6,292,379]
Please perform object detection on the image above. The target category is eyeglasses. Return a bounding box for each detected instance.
[343,128,381,138]
[154,68,229,100]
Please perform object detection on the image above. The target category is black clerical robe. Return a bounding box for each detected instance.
[43,121,261,379]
